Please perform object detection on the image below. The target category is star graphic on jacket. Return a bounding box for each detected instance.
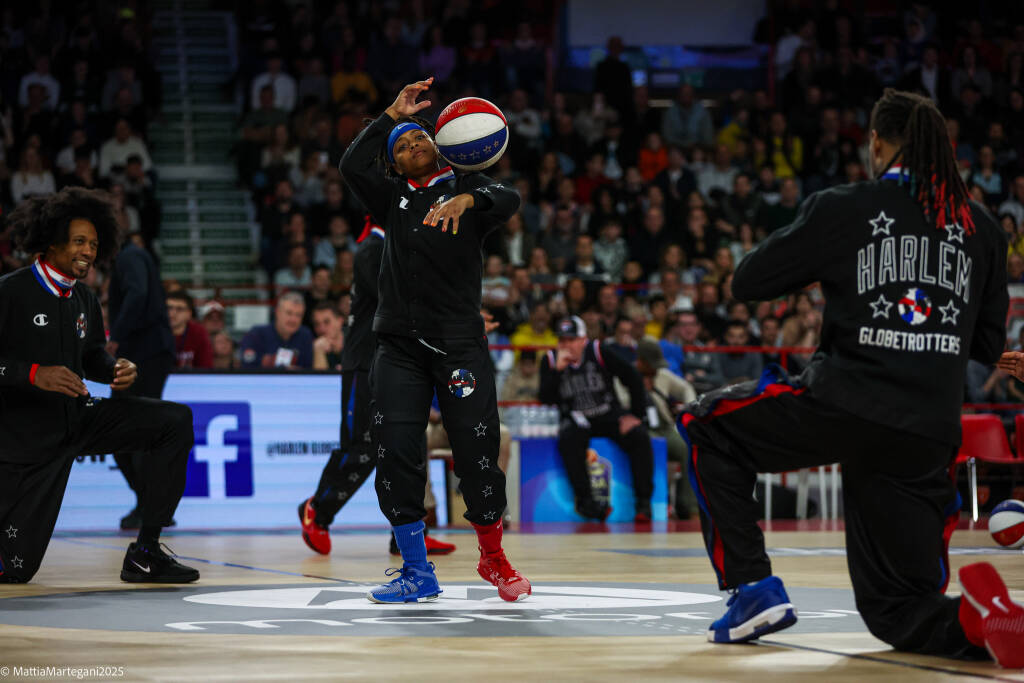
[378,444,386,459]
[939,300,960,324]
[482,485,493,498]
[348,472,360,482]
[473,422,487,437]
[374,412,383,425]
[869,210,895,237]
[337,491,349,501]
[382,477,391,491]
[11,556,23,569]
[4,525,16,539]
[359,454,370,464]
[944,223,965,244]
[482,510,497,521]
[869,293,893,319]
[478,456,490,470]
[391,508,400,518]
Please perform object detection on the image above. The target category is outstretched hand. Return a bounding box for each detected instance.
[385,77,434,120]
[997,351,1024,381]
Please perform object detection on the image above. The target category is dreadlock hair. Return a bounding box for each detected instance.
[363,114,438,179]
[7,187,121,263]
[869,88,974,234]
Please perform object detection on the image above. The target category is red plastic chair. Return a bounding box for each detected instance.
[957,414,1020,521]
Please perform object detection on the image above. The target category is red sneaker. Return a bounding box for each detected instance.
[959,562,1024,668]
[478,549,531,602]
[424,534,456,555]
[298,498,331,555]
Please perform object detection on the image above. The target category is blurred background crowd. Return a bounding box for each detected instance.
[1,0,1024,407]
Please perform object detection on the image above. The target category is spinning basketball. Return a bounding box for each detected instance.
[434,97,508,171]
[989,500,1024,549]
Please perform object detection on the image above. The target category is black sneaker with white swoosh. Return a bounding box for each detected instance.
[120,542,199,583]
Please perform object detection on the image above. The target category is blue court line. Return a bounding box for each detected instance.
[54,537,365,585]
[52,527,479,539]
[759,639,1017,682]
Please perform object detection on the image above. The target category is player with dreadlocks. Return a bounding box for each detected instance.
[677,88,1023,666]
[0,187,198,584]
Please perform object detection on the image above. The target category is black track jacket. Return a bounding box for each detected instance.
[732,177,1007,444]
[340,112,520,339]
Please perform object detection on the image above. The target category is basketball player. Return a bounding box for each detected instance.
[679,89,1023,667]
[298,218,454,557]
[339,77,530,603]
[0,188,198,584]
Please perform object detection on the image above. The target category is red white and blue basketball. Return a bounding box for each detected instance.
[989,499,1024,548]
[897,287,932,325]
[434,97,509,172]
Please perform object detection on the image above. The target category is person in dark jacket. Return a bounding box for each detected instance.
[539,315,655,522]
[0,188,197,584]
[339,77,530,604]
[107,230,176,529]
[678,89,1024,667]
[297,219,455,558]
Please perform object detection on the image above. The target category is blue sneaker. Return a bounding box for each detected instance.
[708,576,797,643]
[367,563,442,604]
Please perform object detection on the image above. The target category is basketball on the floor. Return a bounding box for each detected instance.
[989,499,1024,548]
[434,97,508,171]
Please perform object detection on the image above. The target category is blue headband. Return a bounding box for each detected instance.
[387,122,428,163]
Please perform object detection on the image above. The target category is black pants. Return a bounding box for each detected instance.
[680,378,983,658]
[557,412,654,504]
[112,353,173,500]
[312,369,376,526]
[370,334,505,526]
[0,396,193,583]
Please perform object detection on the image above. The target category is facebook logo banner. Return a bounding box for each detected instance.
[184,403,253,498]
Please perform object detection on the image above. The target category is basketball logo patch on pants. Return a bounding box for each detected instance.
[448,369,476,398]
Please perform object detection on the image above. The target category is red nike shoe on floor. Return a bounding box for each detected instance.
[958,562,1024,668]
[389,532,457,555]
[298,498,331,555]
[478,549,531,602]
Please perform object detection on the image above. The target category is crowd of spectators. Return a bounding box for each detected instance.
[3,3,1024,407]
[219,1,1024,406]
[0,6,162,275]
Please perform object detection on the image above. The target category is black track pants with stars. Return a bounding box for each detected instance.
[370,333,505,526]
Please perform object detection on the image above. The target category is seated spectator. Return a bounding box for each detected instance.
[55,128,95,175]
[965,360,1008,404]
[210,331,238,370]
[632,206,670,276]
[697,144,739,201]
[98,119,152,179]
[311,301,344,371]
[250,53,297,112]
[261,123,301,187]
[101,63,143,112]
[526,246,557,286]
[240,292,313,369]
[721,173,762,231]
[313,215,355,268]
[505,88,543,154]
[297,58,330,107]
[418,25,456,85]
[653,147,698,216]
[62,58,99,110]
[329,248,355,295]
[290,150,326,207]
[566,234,607,286]
[619,338,697,518]
[275,243,312,292]
[757,111,804,179]
[605,315,638,362]
[1001,177,1024,229]
[491,212,534,267]
[695,279,727,340]
[309,179,357,237]
[19,55,60,110]
[720,320,763,384]
[510,300,558,359]
[562,277,589,316]
[638,131,668,182]
[482,254,512,309]
[239,85,290,185]
[59,147,99,190]
[199,301,227,338]
[668,310,725,393]
[661,84,713,148]
[501,349,541,402]
[593,218,627,281]
[971,145,1005,205]
[303,265,337,329]
[644,294,669,339]
[780,291,815,345]
[10,146,55,204]
[539,204,578,273]
[759,315,783,366]
[595,283,621,336]
[109,183,141,236]
[658,269,695,313]
[757,177,801,234]
[167,290,213,369]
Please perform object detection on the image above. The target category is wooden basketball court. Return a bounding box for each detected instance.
[1,521,1021,681]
